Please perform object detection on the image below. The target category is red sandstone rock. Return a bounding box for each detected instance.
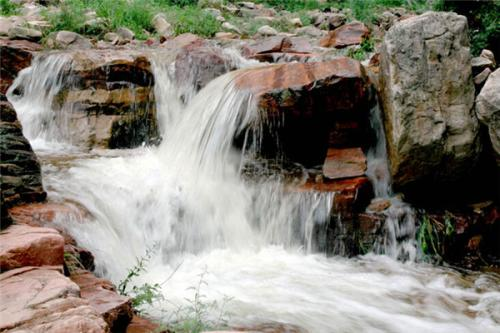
[322,148,367,180]
[235,57,371,166]
[71,271,133,333]
[320,21,370,48]
[0,266,109,332]
[0,39,41,94]
[126,315,165,333]
[0,224,64,271]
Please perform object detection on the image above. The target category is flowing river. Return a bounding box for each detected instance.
[7,52,500,333]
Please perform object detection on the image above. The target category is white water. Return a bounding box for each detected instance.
[9,52,500,332]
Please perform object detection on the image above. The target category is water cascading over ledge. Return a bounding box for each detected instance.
[5,46,500,332]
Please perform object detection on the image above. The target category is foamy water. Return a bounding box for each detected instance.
[9,52,500,333]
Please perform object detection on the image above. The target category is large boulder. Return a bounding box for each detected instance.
[235,57,373,166]
[379,12,480,190]
[0,266,109,332]
[476,68,500,164]
[47,50,158,149]
[0,39,41,95]
[0,224,64,271]
[0,99,46,226]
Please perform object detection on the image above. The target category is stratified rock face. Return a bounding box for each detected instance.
[0,100,46,226]
[476,68,500,164]
[379,12,480,188]
[0,266,109,333]
[0,224,64,271]
[236,57,372,166]
[53,50,158,149]
[0,39,41,95]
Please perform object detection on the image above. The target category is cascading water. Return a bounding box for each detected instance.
[365,105,417,261]
[9,51,500,332]
[7,53,74,151]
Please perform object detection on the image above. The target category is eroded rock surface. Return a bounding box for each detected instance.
[0,39,41,94]
[0,100,46,227]
[379,12,480,189]
[0,266,109,333]
[476,68,500,164]
[0,224,64,271]
[236,57,372,166]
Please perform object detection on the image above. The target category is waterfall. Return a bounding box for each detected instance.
[366,105,417,261]
[7,53,74,151]
[11,50,500,332]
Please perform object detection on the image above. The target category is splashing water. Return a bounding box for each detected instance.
[10,51,500,332]
[7,53,74,151]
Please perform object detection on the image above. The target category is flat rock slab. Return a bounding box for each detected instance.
[71,271,133,333]
[0,224,64,271]
[0,266,108,332]
[320,21,369,48]
[322,148,367,180]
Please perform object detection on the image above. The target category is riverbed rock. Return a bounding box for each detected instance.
[320,21,370,48]
[174,45,237,94]
[257,25,278,36]
[480,49,496,67]
[235,57,372,166]
[0,266,109,332]
[379,12,480,189]
[152,13,172,38]
[45,30,92,50]
[0,100,46,218]
[0,39,41,94]
[322,148,367,180]
[8,26,42,42]
[476,68,500,164]
[0,224,64,271]
[46,50,158,149]
[71,271,133,333]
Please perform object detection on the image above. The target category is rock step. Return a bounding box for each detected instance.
[322,147,367,180]
[71,271,133,333]
[0,266,108,333]
[0,224,64,272]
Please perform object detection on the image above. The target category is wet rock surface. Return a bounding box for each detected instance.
[236,57,372,167]
[0,39,41,95]
[0,99,46,226]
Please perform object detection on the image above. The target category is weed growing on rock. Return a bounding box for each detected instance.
[118,245,164,312]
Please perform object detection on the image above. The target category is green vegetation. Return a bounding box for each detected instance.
[63,251,86,274]
[0,0,20,16]
[347,36,375,61]
[118,246,164,311]
[435,0,500,56]
[417,212,455,261]
[42,0,221,39]
[118,249,231,332]
[169,270,232,333]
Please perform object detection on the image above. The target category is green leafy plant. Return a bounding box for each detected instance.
[165,6,221,37]
[64,251,86,274]
[417,211,456,261]
[118,245,164,311]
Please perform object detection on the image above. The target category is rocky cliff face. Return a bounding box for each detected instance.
[379,12,480,192]
[0,98,46,228]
